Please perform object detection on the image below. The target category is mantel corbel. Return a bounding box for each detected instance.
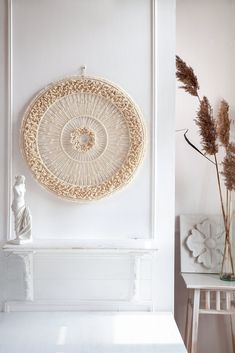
[4,250,34,302]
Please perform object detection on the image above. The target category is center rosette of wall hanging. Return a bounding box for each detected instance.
[21,76,145,201]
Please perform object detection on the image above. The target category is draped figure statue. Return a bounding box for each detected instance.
[11,175,32,244]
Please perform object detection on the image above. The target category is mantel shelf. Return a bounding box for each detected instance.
[2,239,158,254]
[2,239,158,307]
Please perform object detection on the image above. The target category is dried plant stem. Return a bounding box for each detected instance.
[226,190,232,231]
[214,154,226,221]
[227,190,233,264]
[214,154,234,276]
[228,191,232,226]
[196,94,201,104]
[226,188,229,235]
[220,225,234,276]
[226,191,234,273]
[226,189,229,222]
[214,154,226,237]
[221,235,234,276]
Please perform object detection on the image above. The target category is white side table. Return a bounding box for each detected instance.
[182,273,235,353]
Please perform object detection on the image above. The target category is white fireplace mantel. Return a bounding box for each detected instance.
[2,239,157,312]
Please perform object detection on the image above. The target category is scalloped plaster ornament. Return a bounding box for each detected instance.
[186,218,224,269]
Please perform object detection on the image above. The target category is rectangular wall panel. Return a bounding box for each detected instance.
[11,0,153,240]
[1,0,176,311]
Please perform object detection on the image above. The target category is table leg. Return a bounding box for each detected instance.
[184,290,191,350]
[191,289,200,353]
[230,315,235,353]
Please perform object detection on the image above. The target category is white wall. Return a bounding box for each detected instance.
[175,1,235,352]
[0,0,175,312]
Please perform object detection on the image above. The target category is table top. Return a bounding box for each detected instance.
[0,312,187,353]
[182,273,235,290]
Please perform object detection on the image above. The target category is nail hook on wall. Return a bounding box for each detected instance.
[81,65,86,76]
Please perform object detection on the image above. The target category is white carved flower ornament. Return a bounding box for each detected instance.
[186,219,224,269]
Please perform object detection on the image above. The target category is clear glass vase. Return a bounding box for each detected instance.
[220,235,235,281]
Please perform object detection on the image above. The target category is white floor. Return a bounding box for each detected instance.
[0,312,187,353]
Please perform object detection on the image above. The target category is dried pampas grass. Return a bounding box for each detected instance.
[223,143,235,191]
[195,96,218,155]
[176,55,235,278]
[176,56,199,97]
[217,100,230,148]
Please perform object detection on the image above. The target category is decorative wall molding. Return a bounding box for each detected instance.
[7,0,13,241]
[150,0,156,240]
[6,0,157,241]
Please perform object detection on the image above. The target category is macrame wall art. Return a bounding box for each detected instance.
[21,74,145,201]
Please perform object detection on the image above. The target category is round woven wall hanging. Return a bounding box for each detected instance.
[21,76,145,201]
